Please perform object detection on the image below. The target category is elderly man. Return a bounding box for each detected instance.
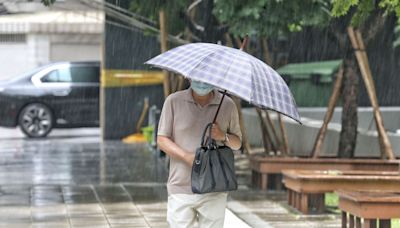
[157,80,242,228]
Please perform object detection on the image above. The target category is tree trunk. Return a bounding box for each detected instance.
[338,56,359,158]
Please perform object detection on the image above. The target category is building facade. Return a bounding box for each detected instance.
[0,0,102,80]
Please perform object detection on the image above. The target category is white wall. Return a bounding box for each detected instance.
[242,108,400,158]
[50,44,100,62]
[0,43,32,80]
[0,33,101,81]
[28,34,50,68]
[0,34,50,81]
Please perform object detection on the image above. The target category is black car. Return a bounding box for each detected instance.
[0,61,100,137]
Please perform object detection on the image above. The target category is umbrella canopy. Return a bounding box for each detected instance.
[145,42,301,123]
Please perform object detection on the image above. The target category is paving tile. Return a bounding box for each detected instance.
[94,186,131,203]
[67,204,103,214]
[31,205,67,216]
[110,225,149,228]
[64,194,98,204]
[31,214,67,223]
[108,217,148,224]
[0,224,32,228]
[71,225,110,228]
[102,203,138,213]
[123,185,167,203]
[69,217,109,226]
[0,206,31,218]
[31,222,70,228]
[68,213,106,219]
[0,195,30,206]
[111,225,148,228]
[147,221,169,227]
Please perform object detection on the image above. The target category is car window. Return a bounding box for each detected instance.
[41,68,72,83]
[70,66,100,83]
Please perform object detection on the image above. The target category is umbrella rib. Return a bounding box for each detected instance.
[181,45,221,78]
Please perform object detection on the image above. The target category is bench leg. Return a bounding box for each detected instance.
[308,193,324,213]
[291,190,296,208]
[300,193,309,214]
[252,171,260,188]
[260,173,268,190]
[275,174,283,190]
[363,219,377,228]
[379,219,390,228]
[287,189,292,206]
[349,214,354,228]
[342,211,347,228]
[355,216,361,228]
[292,191,297,208]
[294,191,300,210]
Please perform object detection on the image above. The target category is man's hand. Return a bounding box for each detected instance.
[211,123,225,141]
[158,136,196,167]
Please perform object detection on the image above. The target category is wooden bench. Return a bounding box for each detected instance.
[282,170,400,214]
[250,156,400,190]
[337,190,400,228]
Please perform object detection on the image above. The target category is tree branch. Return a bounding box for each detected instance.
[360,11,386,45]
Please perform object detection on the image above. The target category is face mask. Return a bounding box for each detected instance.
[191,80,215,96]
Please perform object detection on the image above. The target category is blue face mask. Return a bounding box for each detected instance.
[191,80,215,96]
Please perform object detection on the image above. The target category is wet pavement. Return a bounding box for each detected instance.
[0,127,343,228]
[0,127,167,185]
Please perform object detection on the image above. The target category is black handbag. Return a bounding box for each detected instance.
[191,122,238,194]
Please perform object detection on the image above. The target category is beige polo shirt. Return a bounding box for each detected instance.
[157,88,242,195]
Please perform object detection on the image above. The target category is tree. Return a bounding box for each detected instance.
[331,0,400,158]
[213,0,331,155]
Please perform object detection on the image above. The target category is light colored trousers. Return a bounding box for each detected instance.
[167,192,228,228]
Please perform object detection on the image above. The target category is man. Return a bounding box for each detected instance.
[157,80,242,228]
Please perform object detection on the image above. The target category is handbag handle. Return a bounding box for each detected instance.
[200,123,216,148]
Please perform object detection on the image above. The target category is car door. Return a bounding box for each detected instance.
[68,64,100,125]
[36,64,85,125]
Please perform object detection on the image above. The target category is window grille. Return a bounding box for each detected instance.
[0,34,26,43]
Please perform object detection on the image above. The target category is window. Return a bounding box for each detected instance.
[70,66,99,83]
[41,68,72,83]
[0,34,26,43]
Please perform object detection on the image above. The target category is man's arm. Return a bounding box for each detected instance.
[211,123,242,150]
[157,136,195,166]
[223,133,241,150]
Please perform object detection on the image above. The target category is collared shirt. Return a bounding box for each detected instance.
[158,88,242,195]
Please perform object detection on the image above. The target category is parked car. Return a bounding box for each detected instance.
[0,61,100,137]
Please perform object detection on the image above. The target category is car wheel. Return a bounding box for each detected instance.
[18,103,53,138]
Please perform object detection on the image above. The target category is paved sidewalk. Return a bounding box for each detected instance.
[0,130,343,228]
[0,183,252,228]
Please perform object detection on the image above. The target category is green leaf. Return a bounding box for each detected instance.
[332,0,359,17]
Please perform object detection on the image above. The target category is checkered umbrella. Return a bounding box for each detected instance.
[145,42,301,123]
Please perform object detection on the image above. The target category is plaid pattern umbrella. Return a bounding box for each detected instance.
[145,42,301,123]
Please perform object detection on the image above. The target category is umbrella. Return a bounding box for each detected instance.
[145,42,301,124]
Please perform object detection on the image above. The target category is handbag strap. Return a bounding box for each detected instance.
[200,123,214,147]
[199,90,228,147]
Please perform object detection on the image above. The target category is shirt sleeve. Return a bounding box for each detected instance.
[228,102,242,142]
[157,95,174,138]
